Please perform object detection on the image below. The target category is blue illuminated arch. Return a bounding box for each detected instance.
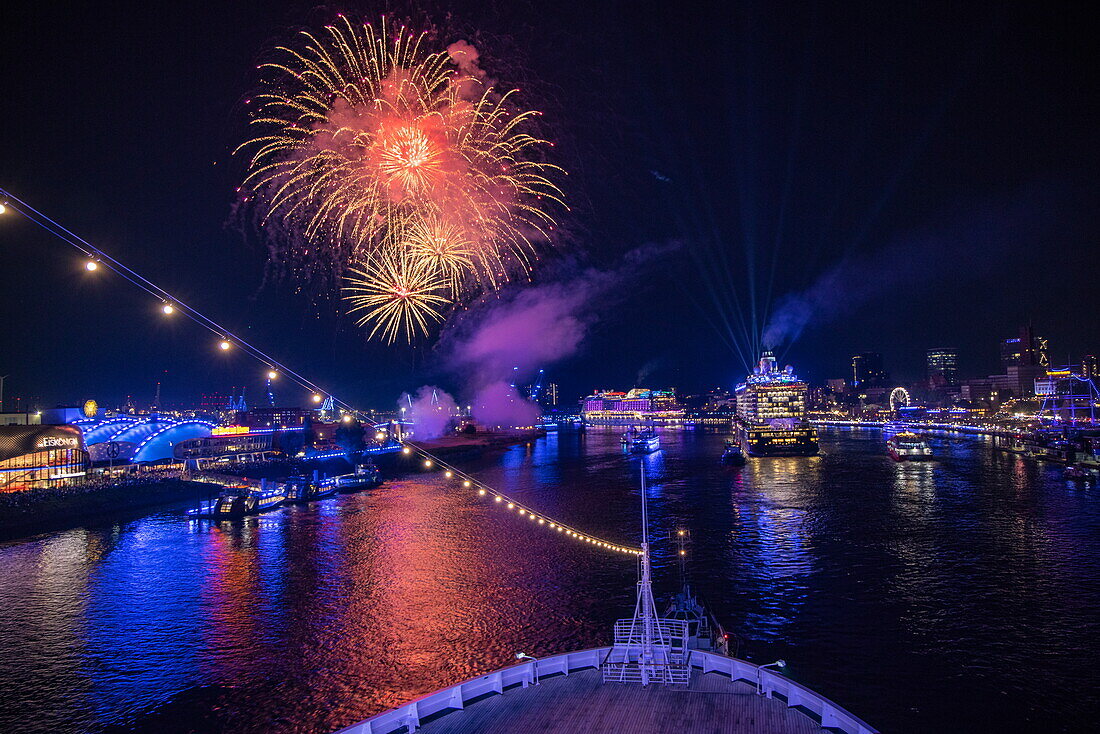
[81,417,141,444]
[107,419,176,446]
[133,421,215,463]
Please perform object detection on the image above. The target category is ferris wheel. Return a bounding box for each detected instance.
[889,387,910,412]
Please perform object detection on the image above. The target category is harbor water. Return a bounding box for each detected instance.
[0,427,1098,733]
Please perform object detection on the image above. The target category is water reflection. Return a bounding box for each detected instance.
[0,427,1098,733]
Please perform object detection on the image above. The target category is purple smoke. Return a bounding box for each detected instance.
[399,386,460,439]
[762,184,1073,348]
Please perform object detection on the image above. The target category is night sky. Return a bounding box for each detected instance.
[1,1,1096,411]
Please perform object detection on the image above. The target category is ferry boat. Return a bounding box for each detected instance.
[210,481,286,518]
[720,439,747,466]
[621,427,660,454]
[333,464,383,493]
[886,432,933,462]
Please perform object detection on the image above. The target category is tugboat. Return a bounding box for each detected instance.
[621,426,660,454]
[720,439,747,466]
[210,480,286,518]
[886,432,933,461]
[333,463,383,493]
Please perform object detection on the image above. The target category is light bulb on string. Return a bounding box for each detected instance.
[218,339,231,351]
[85,259,99,271]
[161,302,175,315]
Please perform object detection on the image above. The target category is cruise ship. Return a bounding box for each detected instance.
[734,353,820,457]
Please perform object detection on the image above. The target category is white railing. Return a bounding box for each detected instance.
[690,649,879,734]
[336,647,878,734]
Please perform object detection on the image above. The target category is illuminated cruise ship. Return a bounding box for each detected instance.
[734,353,819,457]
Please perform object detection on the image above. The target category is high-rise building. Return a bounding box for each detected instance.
[926,348,959,386]
[546,383,559,407]
[1000,324,1048,371]
[851,353,888,389]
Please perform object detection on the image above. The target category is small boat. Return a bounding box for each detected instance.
[333,464,383,493]
[210,482,287,518]
[282,475,338,503]
[621,427,660,454]
[886,432,933,462]
[1064,465,1093,484]
[720,439,746,466]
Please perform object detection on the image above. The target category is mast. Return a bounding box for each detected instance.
[637,462,659,684]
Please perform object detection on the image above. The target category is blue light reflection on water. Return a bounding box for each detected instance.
[0,427,1098,733]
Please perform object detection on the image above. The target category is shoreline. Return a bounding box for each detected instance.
[0,432,545,542]
[0,478,212,543]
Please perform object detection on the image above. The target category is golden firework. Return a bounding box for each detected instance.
[238,16,566,329]
[343,247,451,344]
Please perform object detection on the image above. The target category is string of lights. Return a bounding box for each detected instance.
[0,188,640,559]
[403,444,643,556]
[0,188,362,421]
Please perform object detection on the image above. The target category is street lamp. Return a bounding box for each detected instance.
[515,653,540,686]
[757,659,786,696]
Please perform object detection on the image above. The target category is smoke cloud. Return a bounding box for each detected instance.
[428,242,681,426]
[470,381,541,428]
[762,184,1076,348]
[399,385,460,439]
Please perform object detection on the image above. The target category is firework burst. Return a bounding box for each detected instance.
[238,16,565,341]
[343,246,451,344]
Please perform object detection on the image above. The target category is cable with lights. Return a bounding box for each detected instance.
[406,445,642,556]
[0,188,365,421]
[0,189,641,559]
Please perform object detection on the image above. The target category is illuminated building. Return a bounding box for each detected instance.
[173,425,306,464]
[1000,325,1048,370]
[545,383,559,407]
[0,425,89,491]
[926,348,958,386]
[734,353,818,456]
[851,352,888,388]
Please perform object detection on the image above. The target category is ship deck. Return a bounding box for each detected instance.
[413,668,823,734]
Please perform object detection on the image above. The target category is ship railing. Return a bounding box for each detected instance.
[337,647,879,734]
[691,650,878,734]
[337,648,606,734]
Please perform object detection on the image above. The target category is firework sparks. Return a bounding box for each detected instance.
[343,247,451,344]
[238,16,566,342]
[406,214,474,297]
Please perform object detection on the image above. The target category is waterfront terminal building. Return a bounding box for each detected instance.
[0,424,89,492]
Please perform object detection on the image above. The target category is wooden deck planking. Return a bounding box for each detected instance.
[416,669,826,733]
